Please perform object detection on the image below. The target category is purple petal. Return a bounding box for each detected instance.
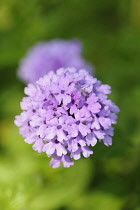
[62,155,74,168]
[71,138,79,152]
[86,133,97,146]
[24,84,37,96]
[71,148,81,160]
[55,94,62,105]
[59,75,70,90]
[57,129,67,142]
[47,118,58,126]
[87,93,98,104]
[99,117,111,129]
[19,126,31,138]
[91,116,100,129]
[66,83,76,94]
[14,115,24,127]
[70,124,79,137]
[20,97,32,110]
[97,84,111,94]
[63,94,71,105]
[70,105,78,115]
[94,130,105,139]
[88,102,101,114]
[109,113,118,124]
[45,126,56,139]
[79,123,90,136]
[30,115,43,127]
[65,116,76,125]
[103,136,112,146]
[36,124,47,138]
[43,142,55,156]
[50,82,60,94]
[82,146,93,158]
[24,134,36,144]
[32,140,44,153]
[80,106,90,118]
[56,144,67,156]
[50,157,61,168]
[58,117,65,125]
[77,139,86,146]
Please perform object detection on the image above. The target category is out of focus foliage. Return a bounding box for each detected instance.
[0,0,140,209]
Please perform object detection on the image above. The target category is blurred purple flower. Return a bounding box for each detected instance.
[18,39,93,83]
[15,68,119,168]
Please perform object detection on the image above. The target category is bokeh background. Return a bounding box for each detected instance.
[0,0,140,209]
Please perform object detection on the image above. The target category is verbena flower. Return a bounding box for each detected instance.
[18,39,93,83]
[15,68,119,168]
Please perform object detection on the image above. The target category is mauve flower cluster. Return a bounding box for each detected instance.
[18,39,93,84]
[15,68,119,168]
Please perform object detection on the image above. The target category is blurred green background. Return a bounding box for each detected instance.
[0,0,140,209]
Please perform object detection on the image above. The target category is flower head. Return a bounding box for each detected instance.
[18,39,93,83]
[15,68,119,168]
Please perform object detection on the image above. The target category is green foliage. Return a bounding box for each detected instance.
[0,0,140,209]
